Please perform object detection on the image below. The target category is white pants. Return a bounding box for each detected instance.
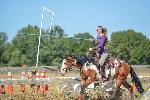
[99,52,109,67]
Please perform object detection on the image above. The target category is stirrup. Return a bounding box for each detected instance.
[101,75,108,82]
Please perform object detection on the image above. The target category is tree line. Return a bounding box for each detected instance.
[0,25,150,67]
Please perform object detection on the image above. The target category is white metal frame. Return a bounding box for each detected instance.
[18,6,93,67]
[36,6,54,67]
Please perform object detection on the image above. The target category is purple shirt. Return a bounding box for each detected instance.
[96,35,108,54]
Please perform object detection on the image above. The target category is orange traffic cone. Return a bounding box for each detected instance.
[7,84,13,95]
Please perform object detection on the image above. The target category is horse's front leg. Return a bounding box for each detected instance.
[80,79,86,94]
[80,70,96,93]
[84,70,96,87]
[80,76,96,93]
[78,78,96,100]
[78,79,86,100]
[84,77,96,87]
[78,72,96,100]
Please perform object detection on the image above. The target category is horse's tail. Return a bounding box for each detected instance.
[130,67,144,94]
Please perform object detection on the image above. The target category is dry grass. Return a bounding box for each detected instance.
[0,80,149,100]
[0,83,77,100]
[0,68,149,100]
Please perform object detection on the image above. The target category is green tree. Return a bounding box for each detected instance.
[39,25,68,66]
[73,32,94,55]
[11,25,39,66]
[0,32,8,66]
[74,32,93,39]
[3,24,150,67]
[109,30,150,64]
[2,43,14,66]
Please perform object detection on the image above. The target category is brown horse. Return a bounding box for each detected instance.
[60,55,144,100]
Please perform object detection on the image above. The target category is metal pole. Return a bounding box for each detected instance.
[48,12,54,37]
[36,8,44,67]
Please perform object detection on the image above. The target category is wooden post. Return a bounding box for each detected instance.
[7,72,12,80]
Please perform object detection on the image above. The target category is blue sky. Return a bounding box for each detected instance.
[0,0,150,41]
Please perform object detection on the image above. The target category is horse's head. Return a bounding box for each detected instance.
[60,55,76,76]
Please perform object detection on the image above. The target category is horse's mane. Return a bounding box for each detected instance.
[75,56,95,66]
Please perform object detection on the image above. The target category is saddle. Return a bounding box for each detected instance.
[87,51,123,80]
[87,54,109,80]
[93,55,124,81]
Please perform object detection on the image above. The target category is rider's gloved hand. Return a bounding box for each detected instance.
[89,47,101,51]
[89,48,93,51]
[89,38,94,42]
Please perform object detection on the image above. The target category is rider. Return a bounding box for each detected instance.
[89,26,109,79]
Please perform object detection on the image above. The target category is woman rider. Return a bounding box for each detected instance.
[89,26,109,80]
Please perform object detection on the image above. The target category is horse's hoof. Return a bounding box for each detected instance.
[77,93,85,100]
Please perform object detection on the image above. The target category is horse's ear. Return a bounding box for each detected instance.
[73,55,76,59]
[63,54,68,59]
[69,54,76,59]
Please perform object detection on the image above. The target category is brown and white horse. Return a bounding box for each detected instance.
[60,55,144,100]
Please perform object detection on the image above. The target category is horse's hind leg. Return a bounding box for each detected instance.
[122,80,132,91]
[122,80,134,100]
[109,79,122,100]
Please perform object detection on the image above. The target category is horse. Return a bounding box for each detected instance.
[60,55,144,100]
